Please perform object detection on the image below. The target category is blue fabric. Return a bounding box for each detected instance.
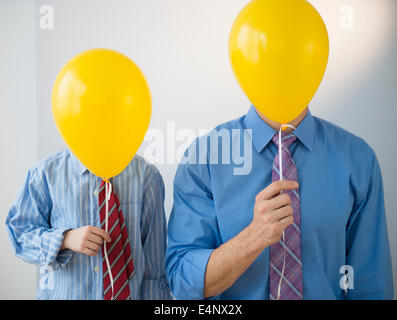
[166,106,393,300]
[6,150,172,300]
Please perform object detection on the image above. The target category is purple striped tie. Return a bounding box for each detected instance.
[269,131,303,300]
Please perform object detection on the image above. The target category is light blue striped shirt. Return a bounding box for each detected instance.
[6,149,172,300]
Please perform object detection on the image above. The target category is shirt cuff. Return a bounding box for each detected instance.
[56,248,74,268]
[178,248,214,300]
[40,228,74,269]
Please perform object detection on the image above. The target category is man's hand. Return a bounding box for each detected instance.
[61,226,111,256]
[248,180,298,252]
[204,180,298,298]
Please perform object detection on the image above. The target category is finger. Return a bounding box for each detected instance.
[90,226,111,243]
[267,193,291,211]
[82,247,99,257]
[256,180,299,202]
[87,233,104,246]
[272,205,294,222]
[278,215,294,231]
[85,241,101,252]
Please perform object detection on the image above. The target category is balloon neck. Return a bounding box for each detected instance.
[279,124,296,133]
[103,178,110,183]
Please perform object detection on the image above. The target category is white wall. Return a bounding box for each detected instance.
[1,0,396,299]
[0,0,37,299]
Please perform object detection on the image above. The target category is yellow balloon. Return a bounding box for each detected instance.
[229,0,329,123]
[52,49,151,179]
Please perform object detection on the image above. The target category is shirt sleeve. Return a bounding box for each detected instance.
[165,145,221,300]
[5,168,74,269]
[345,152,393,299]
[139,166,172,300]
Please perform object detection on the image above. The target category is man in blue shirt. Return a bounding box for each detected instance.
[165,106,393,300]
[6,149,172,300]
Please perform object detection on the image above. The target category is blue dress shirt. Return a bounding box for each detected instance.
[6,149,172,300]
[166,106,393,300]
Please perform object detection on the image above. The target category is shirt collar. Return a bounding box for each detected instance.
[68,149,88,175]
[244,105,315,153]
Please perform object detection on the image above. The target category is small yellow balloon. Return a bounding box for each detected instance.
[229,0,329,123]
[52,49,151,179]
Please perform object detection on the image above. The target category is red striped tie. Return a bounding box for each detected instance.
[98,180,135,300]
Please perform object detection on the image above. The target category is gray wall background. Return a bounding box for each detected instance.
[0,0,37,299]
[1,0,396,299]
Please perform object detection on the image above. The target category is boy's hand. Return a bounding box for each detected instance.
[61,226,111,256]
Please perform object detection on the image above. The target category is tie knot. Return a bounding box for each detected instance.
[272,131,297,149]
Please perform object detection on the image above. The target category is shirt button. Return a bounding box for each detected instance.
[94,266,99,273]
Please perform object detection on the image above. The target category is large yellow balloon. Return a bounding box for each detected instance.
[229,0,329,123]
[52,49,151,179]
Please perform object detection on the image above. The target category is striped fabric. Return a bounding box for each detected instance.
[270,131,303,300]
[98,180,134,300]
[6,149,172,300]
